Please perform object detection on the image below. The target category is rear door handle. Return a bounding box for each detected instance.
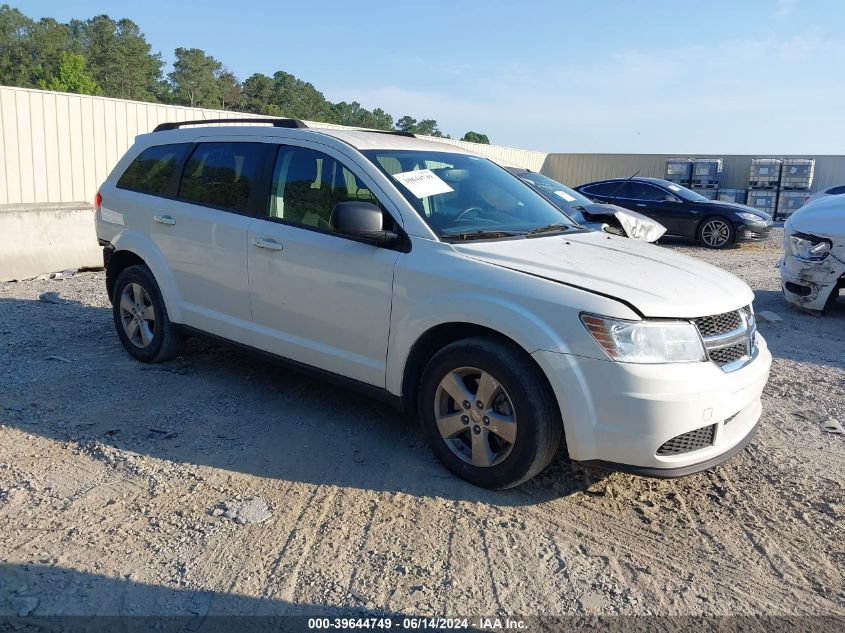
[252,237,284,251]
[154,215,176,225]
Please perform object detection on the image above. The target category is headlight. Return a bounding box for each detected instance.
[736,212,765,223]
[581,314,707,363]
[789,233,832,261]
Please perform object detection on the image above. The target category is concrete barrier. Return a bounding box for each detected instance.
[0,203,102,281]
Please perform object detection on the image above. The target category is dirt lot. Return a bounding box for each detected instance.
[1,228,843,622]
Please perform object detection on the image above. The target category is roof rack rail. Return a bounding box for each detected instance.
[153,118,307,132]
[347,127,416,138]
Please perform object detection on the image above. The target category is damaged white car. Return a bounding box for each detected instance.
[780,196,845,313]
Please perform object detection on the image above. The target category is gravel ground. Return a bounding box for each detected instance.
[1,228,843,622]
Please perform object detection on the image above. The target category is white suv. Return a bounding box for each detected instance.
[95,119,771,488]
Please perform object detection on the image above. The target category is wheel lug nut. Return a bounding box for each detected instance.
[483,416,490,426]
[476,401,484,409]
[461,415,469,425]
[472,425,481,434]
[462,400,471,410]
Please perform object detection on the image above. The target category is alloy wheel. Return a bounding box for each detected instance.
[701,219,731,247]
[119,283,156,348]
[434,366,517,468]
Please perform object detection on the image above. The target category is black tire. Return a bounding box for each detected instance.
[417,336,562,489]
[111,264,183,363]
[697,215,736,249]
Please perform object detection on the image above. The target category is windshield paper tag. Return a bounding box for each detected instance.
[393,169,453,198]
[668,185,681,191]
[554,190,577,202]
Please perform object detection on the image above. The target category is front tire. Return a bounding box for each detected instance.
[418,336,562,489]
[698,216,735,249]
[112,265,182,362]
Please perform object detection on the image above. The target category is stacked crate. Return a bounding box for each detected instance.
[776,158,814,219]
[690,158,722,199]
[746,158,782,216]
[717,189,748,204]
[665,158,693,186]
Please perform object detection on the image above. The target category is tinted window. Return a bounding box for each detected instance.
[178,142,265,212]
[627,182,667,201]
[268,146,387,231]
[827,185,845,195]
[582,182,625,197]
[117,143,190,195]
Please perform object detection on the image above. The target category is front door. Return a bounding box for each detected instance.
[620,182,691,237]
[247,142,401,387]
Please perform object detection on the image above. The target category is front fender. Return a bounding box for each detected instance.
[110,230,184,324]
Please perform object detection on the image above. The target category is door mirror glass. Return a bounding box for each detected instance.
[330,201,398,245]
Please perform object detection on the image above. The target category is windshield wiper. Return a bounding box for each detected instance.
[440,229,523,241]
[523,223,573,237]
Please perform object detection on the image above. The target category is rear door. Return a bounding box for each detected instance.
[247,140,401,387]
[149,140,273,345]
[619,182,691,237]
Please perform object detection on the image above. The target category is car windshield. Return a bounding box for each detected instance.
[662,182,710,202]
[515,172,593,208]
[361,150,577,239]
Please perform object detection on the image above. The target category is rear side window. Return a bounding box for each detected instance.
[117,143,190,195]
[178,142,265,213]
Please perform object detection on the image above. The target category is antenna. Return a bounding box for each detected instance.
[608,170,640,205]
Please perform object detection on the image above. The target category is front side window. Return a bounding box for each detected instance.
[268,146,392,232]
[362,150,576,238]
[627,182,666,201]
[117,143,190,195]
[582,182,626,198]
[178,142,265,213]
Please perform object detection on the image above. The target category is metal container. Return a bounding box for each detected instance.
[717,188,748,204]
[776,190,810,219]
[690,158,723,188]
[665,158,692,185]
[780,158,815,190]
[746,189,778,215]
[748,158,782,189]
[691,187,719,200]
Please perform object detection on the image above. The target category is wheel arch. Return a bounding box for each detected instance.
[398,322,560,423]
[106,233,183,322]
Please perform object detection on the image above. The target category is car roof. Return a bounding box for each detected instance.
[136,122,476,155]
[583,176,673,187]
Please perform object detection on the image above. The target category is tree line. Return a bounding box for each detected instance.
[0,5,490,144]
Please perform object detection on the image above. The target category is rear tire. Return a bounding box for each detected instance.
[417,336,562,489]
[112,265,182,363]
[697,216,735,249]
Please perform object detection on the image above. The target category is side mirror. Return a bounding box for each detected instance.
[329,201,399,246]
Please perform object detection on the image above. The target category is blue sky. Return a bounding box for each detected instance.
[18,0,845,153]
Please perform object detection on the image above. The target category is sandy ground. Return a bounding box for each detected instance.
[0,229,843,622]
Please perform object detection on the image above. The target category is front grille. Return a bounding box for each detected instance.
[709,343,747,366]
[656,424,716,456]
[692,311,741,337]
[691,306,755,372]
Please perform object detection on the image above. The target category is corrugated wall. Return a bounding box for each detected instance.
[0,86,547,207]
[541,153,845,192]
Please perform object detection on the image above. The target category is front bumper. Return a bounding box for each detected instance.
[779,253,844,312]
[736,220,773,241]
[532,333,771,474]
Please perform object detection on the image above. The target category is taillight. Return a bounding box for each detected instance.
[95,192,102,209]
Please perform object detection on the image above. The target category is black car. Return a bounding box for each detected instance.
[574,177,773,248]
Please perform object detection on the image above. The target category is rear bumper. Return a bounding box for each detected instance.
[532,334,771,474]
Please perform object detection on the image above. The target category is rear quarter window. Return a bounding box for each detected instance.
[116,143,191,195]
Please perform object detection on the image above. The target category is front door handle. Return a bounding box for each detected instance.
[253,237,284,251]
[154,215,176,225]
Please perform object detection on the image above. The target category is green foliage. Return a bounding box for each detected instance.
[461,131,490,144]
[168,47,222,108]
[40,51,100,94]
[0,4,472,137]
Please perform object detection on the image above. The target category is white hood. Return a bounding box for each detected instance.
[452,231,754,318]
